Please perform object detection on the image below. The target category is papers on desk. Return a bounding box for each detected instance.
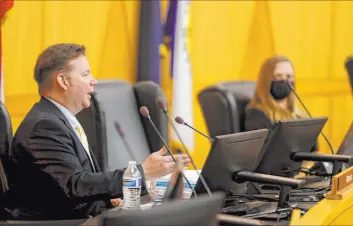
[148,170,201,201]
[157,170,200,185]
[140,202,155,210]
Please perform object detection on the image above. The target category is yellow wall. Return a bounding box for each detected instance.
[3,1,353,168]
[3,1,140,129]
[189,1,353,167]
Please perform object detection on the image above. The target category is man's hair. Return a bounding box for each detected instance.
[34,43,86,93]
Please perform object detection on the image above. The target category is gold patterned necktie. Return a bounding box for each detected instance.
[75,124,96,172]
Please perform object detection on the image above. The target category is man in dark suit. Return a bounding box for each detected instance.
[1,43,191,220]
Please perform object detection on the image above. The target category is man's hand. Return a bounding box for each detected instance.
[111,198,123,207]
[142,146,191,180]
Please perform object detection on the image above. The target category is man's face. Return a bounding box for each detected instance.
[64,55,96,114]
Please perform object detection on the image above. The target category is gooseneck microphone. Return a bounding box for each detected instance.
[139,106,198,199]
[175,116,214,142]
[114,121,137,162]
[155,97,213,197]
[288,83,334,155]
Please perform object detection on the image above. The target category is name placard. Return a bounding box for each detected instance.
[337,168,353,192]
[327,166,353,200]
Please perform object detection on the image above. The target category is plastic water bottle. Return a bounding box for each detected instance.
[123,161,142,211]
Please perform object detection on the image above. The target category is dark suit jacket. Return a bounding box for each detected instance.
[1,97,146,220]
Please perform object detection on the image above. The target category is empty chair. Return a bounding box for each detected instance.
[77,79,150,171]
[77,79,167,171]
[101,193,224,226]
[198,81,256,138]
[133,81,168,153]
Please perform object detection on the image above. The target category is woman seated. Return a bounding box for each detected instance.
[245,55,317,177]
[245,55,307,132]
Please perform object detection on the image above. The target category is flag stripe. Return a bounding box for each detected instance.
[171,0,194,151]
[0,0,13,102]
[163,0,178,78]
[0,0,13,19]
[136,1,162,84]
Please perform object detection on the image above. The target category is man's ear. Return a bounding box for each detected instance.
[56,73,69,91]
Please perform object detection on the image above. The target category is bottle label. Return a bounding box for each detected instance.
[155,180,195,189]
[123,178,142,188]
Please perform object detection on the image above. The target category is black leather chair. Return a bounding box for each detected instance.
[0,102,11,197]
[198,81,256,138]
[133,81,168,153]
[77,80,168,171]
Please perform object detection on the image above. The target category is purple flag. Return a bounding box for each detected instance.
[163,0,178,78]
[136,1,162,84]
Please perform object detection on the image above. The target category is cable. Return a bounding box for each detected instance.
[291,89,334,155]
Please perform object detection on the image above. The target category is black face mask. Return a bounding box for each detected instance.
[270,80,292,100]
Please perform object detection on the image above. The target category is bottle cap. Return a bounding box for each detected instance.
[128,161,137,165]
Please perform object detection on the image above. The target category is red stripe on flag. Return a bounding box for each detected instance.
[0,0,13,101]
[0,0,13,19]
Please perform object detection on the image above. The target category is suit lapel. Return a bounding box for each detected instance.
[39,97,78,137]
[38,97,97,172]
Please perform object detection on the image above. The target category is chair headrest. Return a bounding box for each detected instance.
[77,80,151,170]
[198,81,256,136]
[133,81,169,152]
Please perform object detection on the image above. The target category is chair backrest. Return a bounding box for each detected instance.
[102,192,224,226]
[77,80,151,171]
[0,102,12,157]
[0,102,11,197]
[198,81,256,137]
[133,81,168,152]
[76,92,107,170]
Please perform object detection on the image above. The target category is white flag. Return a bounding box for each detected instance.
[171,0,194,151]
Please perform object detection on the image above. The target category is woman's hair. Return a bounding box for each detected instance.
[247,55,304,122]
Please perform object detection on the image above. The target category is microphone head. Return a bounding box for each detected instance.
[345,56,353,68]
[175,116,185,125]
[286,80,294,90]
[155,97,168,113]
[140,106,150,118]
[345,56,353,91]
[114,121,125,137]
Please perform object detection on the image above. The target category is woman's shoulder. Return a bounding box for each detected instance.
[246,108,269,119]
[245,107,273,131]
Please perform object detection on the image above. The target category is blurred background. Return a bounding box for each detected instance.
[2,0,353,168]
